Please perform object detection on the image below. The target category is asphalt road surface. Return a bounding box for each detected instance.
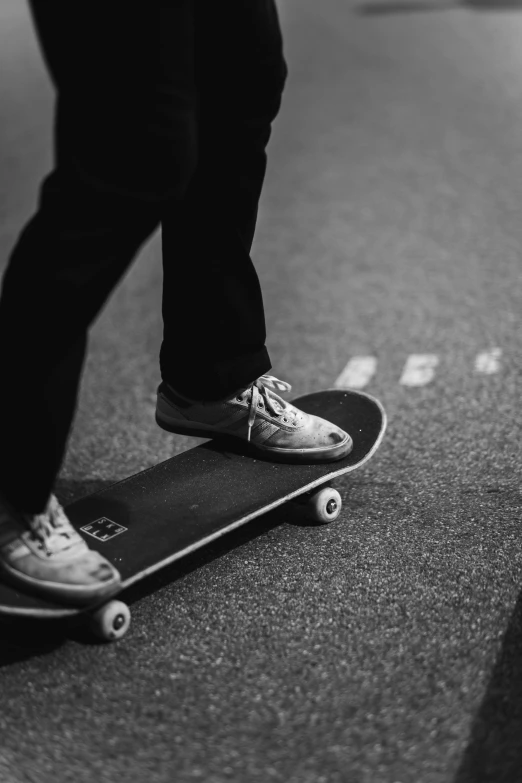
[1,1,522,781]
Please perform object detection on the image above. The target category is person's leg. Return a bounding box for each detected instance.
[0,178,160,514]
[0,2,199,602]
[159,0,288,400]
[156,1,353,462]
[0,1,198,514]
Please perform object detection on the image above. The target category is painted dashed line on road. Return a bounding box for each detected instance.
[335,349,503,389]
[400,354,439,387]
[475,348,502,375]
[334,356,377,389]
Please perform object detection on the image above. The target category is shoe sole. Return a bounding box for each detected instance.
[156,414,353,464]
[0,561,121,607]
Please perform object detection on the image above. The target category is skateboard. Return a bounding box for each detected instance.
[0,389,386,641]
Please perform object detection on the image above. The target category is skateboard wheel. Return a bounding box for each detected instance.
[89,600,131,641]
[306,487,342,524]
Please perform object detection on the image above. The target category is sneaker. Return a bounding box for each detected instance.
[0,494,121,605]
[156,374,353,463]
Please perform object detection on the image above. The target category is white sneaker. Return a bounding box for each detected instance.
[0,494,120,605]
[156,374,352,463]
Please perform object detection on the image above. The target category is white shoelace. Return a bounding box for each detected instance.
[26,497,78,555]
[245,375,294,442]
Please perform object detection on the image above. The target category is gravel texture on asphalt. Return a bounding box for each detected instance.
[1,1,522,781]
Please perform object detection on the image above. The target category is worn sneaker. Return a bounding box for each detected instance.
[0,494,121,605]
[156,374,352,463]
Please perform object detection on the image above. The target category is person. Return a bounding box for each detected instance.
[0,1,352,606]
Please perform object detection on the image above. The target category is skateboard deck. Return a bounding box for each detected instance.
[0,389,386,639]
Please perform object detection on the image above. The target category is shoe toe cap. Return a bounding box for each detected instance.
[311,414,351,447]
[87,558,120,585]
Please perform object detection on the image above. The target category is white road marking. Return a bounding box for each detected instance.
[335,349,504,389]
[400,354,439,387]
[475,348,502,374]
[335,356,377,389]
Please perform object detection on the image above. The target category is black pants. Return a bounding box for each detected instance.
[0,1,287,512]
